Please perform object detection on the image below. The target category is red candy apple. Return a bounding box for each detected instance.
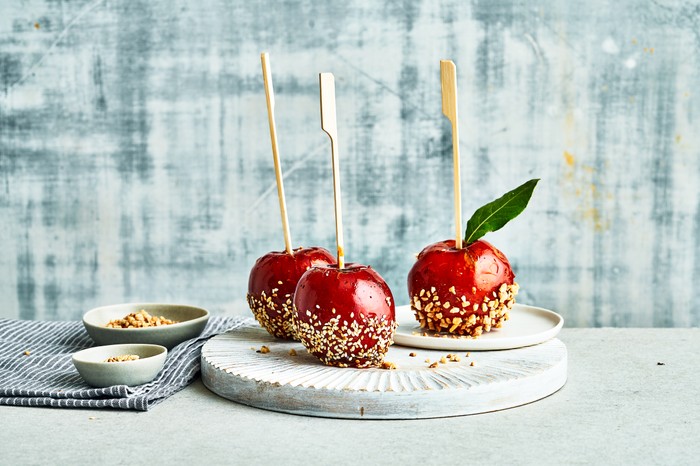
[292,73,397,368]
[407,179,538,337]
[250,58,337,339]
[247,247,335,339]
[408,239,518,337]
[293,264,397,368]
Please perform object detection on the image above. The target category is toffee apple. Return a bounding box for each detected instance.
[408,239,518,337]
[247,54,334,339]
[408,61,537,338]
[407,179,539,337]
[292,72,397,368]
[247,247,334,339]
[293,263,396,368]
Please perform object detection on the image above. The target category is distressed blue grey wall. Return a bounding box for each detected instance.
[1,0,699,326]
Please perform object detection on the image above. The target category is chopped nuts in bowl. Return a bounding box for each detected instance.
[82,303,209,349]
[105,354,140,362]
[72,343,167,388]
[106,309,178,328]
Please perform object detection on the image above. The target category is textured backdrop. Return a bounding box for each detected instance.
[1,0,699,326]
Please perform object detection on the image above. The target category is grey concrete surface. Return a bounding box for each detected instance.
[1,1,700,327]
[2,328,698,465]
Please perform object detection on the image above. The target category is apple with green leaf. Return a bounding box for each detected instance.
[407,179,538,337]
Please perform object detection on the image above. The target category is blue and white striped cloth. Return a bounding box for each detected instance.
[0,316,246,411]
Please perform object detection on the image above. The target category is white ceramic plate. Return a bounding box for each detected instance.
[393,303,564,351]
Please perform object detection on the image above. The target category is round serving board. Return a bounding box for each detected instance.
[201,319,567,420]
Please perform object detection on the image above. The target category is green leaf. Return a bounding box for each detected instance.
[464,179,540,244]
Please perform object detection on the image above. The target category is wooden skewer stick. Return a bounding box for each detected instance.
[319,73,345,269]
[261,52,293,255]
[441,59,462,249]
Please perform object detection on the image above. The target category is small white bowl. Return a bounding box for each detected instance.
[72,344,167,388]
[82,303,209,349]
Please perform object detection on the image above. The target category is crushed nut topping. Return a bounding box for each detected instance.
[105,354,140,363]
[247,291,297,340]
[106,310,178,329]
[294,307,397,368]
[410,283,519,337]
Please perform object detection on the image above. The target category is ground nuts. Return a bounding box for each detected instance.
[105,310,178,328]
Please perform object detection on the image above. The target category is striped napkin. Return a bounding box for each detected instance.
[0,316,246,411]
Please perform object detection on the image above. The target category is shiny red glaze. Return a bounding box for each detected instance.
[248,246,335,337]
[407,239,514,315]
[295,264,395,322]
[294,263,395,366]
[248,247,335,298]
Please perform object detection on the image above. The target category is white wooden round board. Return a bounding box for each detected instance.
[393,303,564,351]
[201,319,567,420]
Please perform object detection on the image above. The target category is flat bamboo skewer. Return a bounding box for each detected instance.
[441,59,462,249]
[319,73,345,269]
[261,52,293,255]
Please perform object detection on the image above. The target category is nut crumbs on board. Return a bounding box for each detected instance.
[260,346,270,354]
[409,352,416,357]
[289,348,297,356]
[23,350,30,356]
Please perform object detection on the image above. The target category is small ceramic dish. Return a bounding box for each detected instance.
[83,303,210,348]
[72,343,167,387]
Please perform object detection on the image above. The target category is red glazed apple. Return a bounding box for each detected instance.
[408,240,519,337]
[247,247,335,339]
[407,178,538,337]
[293,264,397,368]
